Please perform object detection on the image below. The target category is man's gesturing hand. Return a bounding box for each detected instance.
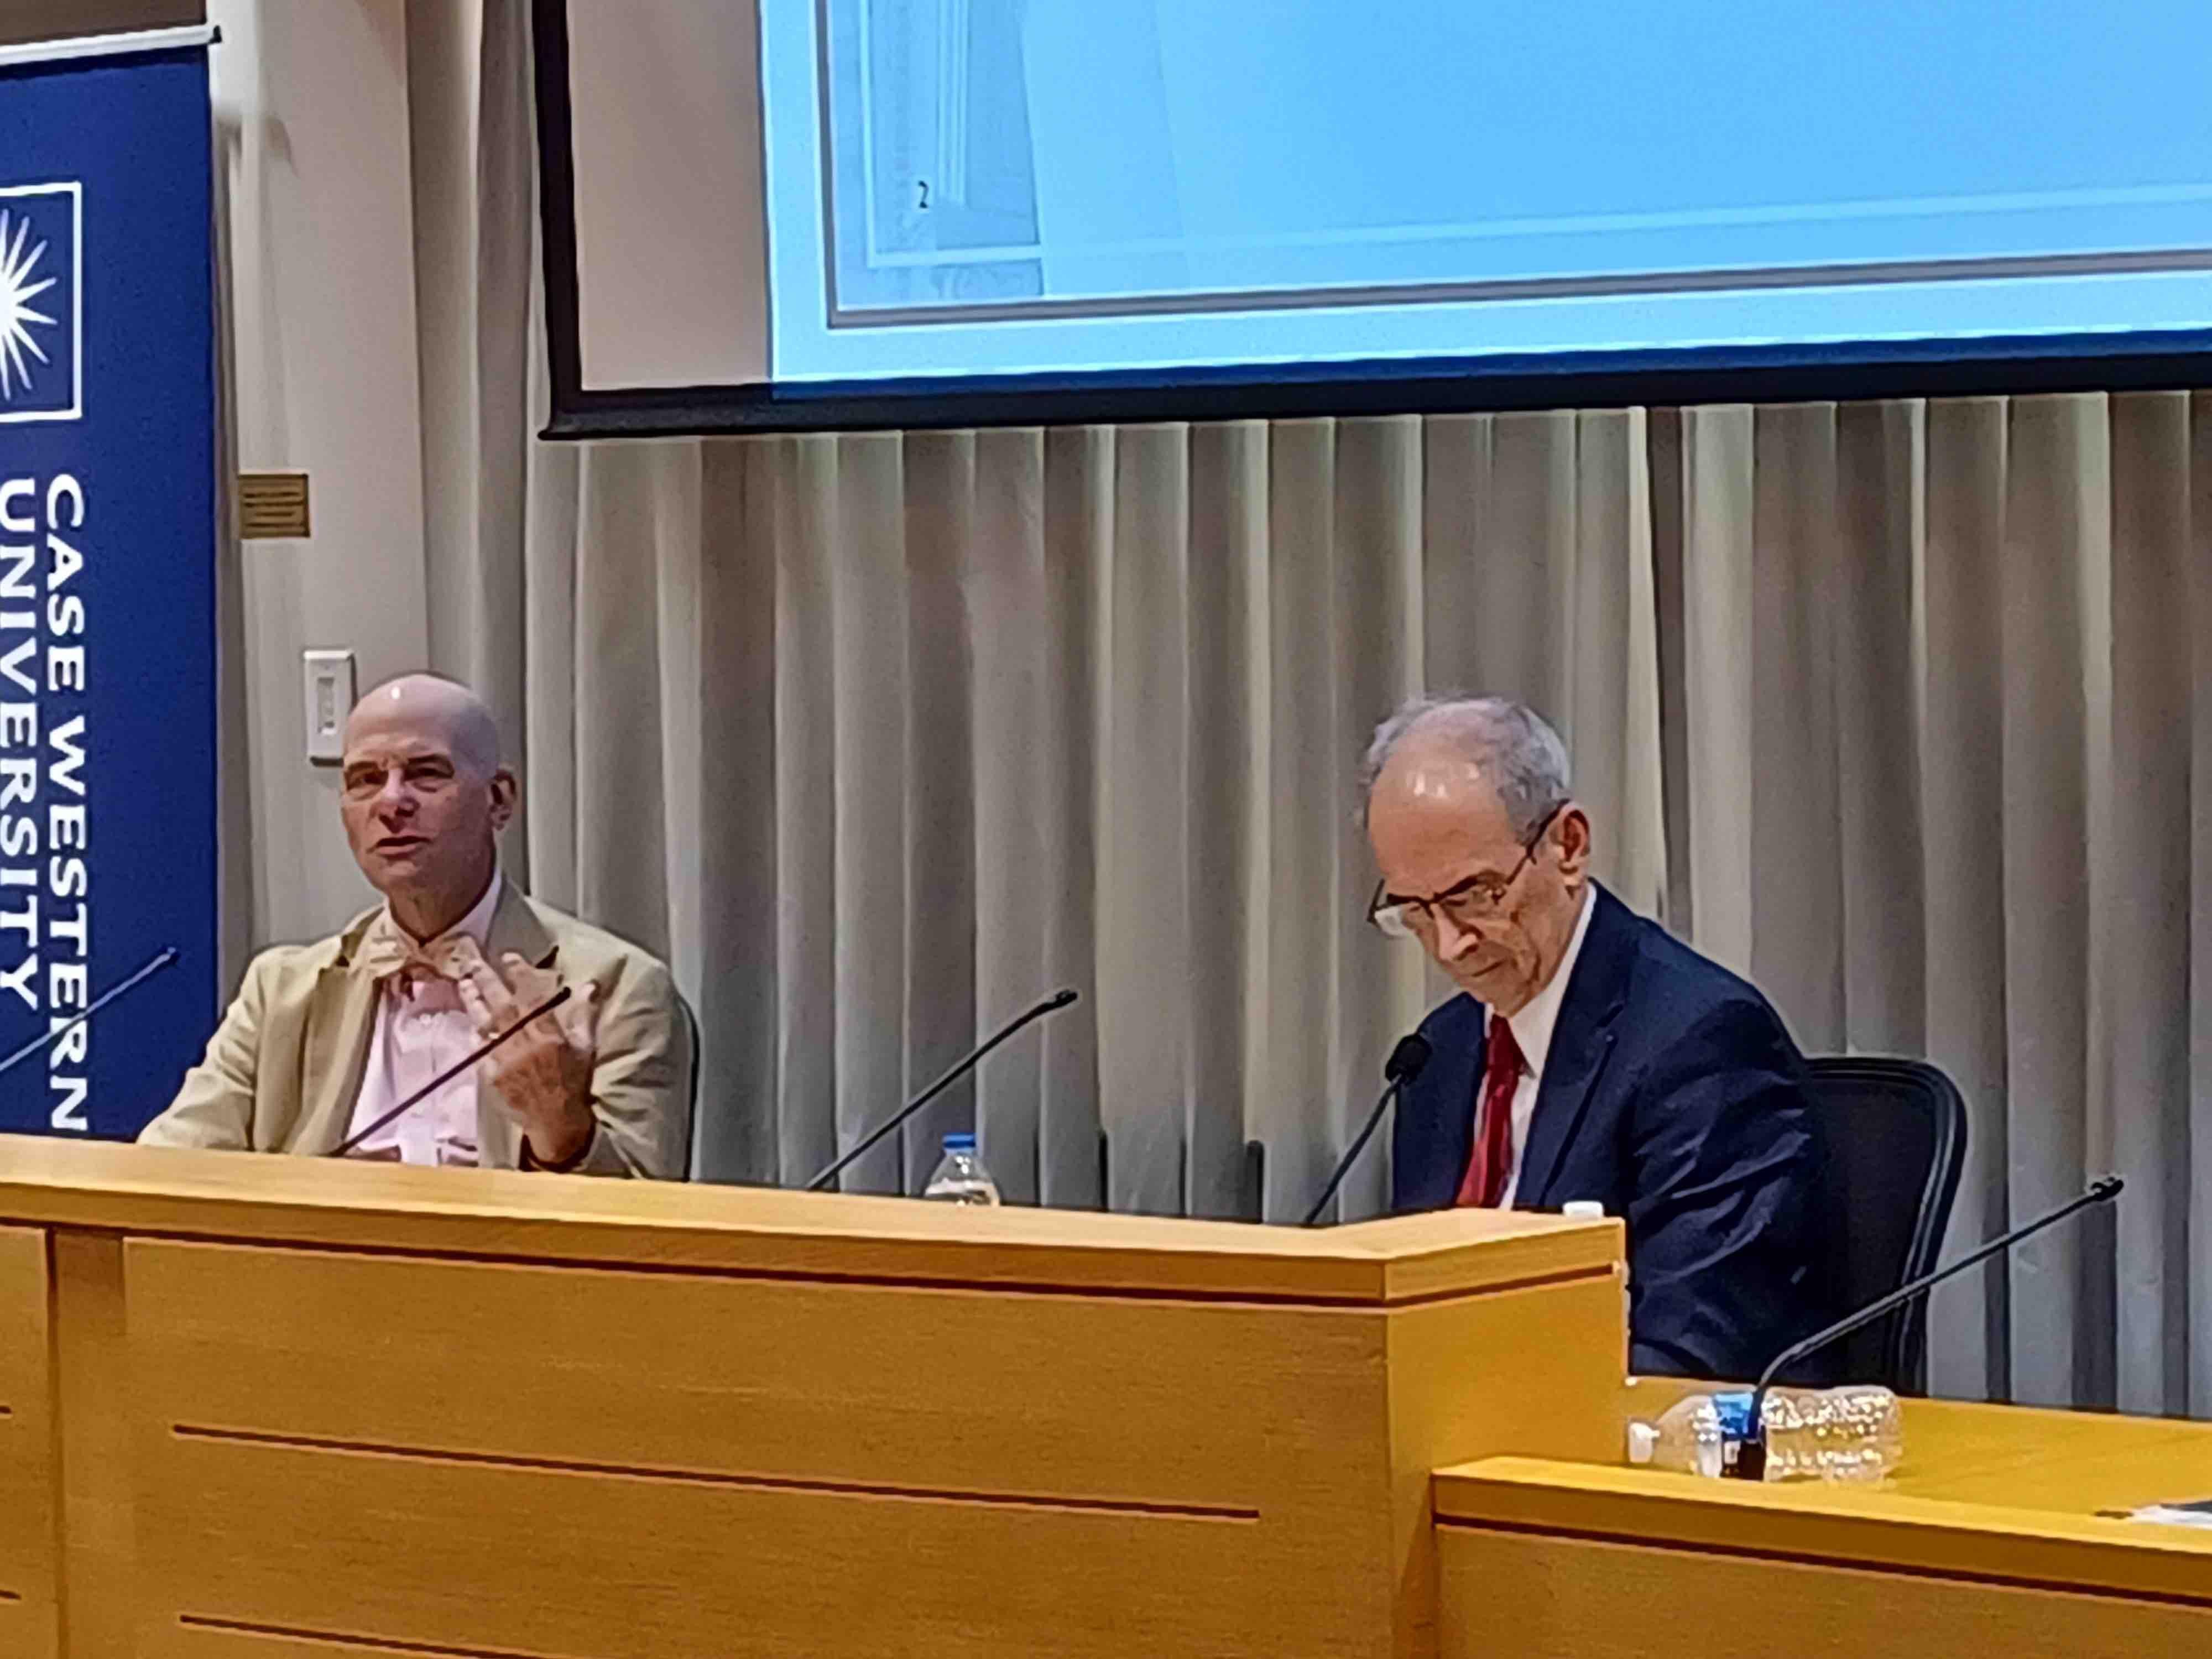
[452,940,600,1168]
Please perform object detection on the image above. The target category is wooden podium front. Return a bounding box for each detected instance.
[0,1135,1626,1659]
[1433,1397,2212,1658]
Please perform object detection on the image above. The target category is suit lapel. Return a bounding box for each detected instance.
[295,952,381,1155]
[1514,886,1634,1209]
[476,885,562,1171]
[484,883,559,972]
[1418,1002,1486,1212]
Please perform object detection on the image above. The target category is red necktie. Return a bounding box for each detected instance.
[1455,1016,1524,1208]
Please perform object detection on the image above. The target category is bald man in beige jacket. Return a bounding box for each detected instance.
[140,676,690,1178]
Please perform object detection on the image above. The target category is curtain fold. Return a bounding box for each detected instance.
[1665,392,2211,1416]
[413,0,2210,1415]
[482,418,1657,1217]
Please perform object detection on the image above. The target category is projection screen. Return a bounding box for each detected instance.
[536,0,2212,435]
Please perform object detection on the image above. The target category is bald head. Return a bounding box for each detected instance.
[344,674,501,779]
[339,674,517,938]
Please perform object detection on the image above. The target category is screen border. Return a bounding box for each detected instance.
[533,0,2212,439]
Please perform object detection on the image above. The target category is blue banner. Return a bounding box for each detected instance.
[0,43,217,1138]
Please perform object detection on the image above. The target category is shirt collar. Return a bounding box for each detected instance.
[387,867,503,952]
[1502,883,1598,1083]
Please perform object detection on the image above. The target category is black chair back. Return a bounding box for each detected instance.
[1802,1056,1967,1394]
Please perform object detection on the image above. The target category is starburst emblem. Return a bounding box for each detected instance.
[0,208,60,403]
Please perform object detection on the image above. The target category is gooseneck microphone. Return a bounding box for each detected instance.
[1301,1034,1432,1227]
[333,985,573,1159]
[805,989,1080,1193]
[0,945,180,1080]
[1728,1174,2124,1480]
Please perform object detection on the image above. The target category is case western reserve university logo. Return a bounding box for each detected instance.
[0,182,81,424]
[0,180,93,1128]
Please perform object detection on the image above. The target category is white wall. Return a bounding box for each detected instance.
[210,0,430,951]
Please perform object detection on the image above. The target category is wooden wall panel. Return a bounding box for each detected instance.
[0,1144,1629,1659]
[124,1239,1409,1657]
[122,1236,1624,1657]
[0,1603,45,1659]
[1386,1274,1626,1656]
[51,1231,131,1659]
[124,1240,1368,1510]
[146,1434,1276,1659]
[1438,1528,2212,1659]
[156,1628,597,1659]
[0,1225,58,1659]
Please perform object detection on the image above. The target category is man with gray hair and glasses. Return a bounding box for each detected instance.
[1363,695,1829,1381]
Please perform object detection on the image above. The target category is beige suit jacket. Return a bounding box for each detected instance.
[139,886,692,1177]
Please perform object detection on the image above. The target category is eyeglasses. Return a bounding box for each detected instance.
[1367,803,1565,940]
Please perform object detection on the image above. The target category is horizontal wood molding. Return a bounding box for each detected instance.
[0,1135,1618,1304]
[1434,1439,2212,1608]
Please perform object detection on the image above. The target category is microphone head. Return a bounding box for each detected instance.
[1384,1034,1432,1085]
[2088,1174,2124,1202]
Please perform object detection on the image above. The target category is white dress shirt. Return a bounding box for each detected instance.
[343,873,504,1166]
[1497,883,1598,1207]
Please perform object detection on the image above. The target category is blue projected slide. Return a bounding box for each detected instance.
[755,0,2212,386]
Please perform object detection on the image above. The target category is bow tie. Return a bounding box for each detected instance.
[355,915,487,987]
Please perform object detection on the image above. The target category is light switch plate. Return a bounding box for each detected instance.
[303,649,356,765]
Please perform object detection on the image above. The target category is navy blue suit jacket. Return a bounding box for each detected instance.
[1391,886,1830,1381]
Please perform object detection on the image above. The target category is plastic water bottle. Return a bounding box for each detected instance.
[1757,1385,1903,1481]
[921,1132,1001,1206]
[1626,1392,1745,1479]
[1627,1386,1901,1481]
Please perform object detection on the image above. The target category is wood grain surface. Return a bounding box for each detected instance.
[1434,1403,2212,1658]
[0,1225,57,1659]
[0,1135,1615,1303]
[0,1134,1628,1657]
[1439,1527,2212,1659]
[51,1232,131,1659]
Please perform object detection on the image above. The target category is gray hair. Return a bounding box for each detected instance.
[1358,695,1572,837]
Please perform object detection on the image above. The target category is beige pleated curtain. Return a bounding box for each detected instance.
[508,415,1666,1227]
[407,0,2211,1417]
[1661,397,2212,1415]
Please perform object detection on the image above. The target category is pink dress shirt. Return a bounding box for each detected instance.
[342,874,504,1166]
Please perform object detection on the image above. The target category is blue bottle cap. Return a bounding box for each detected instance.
[943,1131,977,1150]
[1712,1390,1757,1439]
